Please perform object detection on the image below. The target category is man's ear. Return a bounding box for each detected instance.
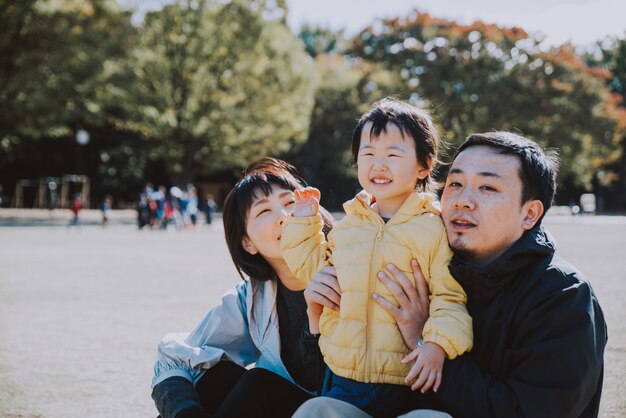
[242,237,258,255]
[522,200,544,230]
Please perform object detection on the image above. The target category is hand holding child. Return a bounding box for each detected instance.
[294,187,321,217]
[402,341,445,393]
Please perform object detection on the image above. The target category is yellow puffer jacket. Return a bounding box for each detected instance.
[281,190,473,385]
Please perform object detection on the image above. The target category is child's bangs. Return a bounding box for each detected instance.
[367,119,413,141]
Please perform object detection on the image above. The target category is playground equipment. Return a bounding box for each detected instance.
[58,175,90,209]
[11,179,39,209]
[12,175,90,209]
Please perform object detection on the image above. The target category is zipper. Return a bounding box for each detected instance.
[364,222,385,382]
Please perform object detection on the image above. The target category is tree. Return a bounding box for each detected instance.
[127,0,316,184]
[0,0,135,146]
[584,36,626,211]
[349,11,624,198]
[298,25,348,58]
[0,0,139,205]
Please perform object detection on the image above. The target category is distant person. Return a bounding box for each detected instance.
[69,193,83,227]
[185,185,199,227]
[0,183,4,208]
[137,193,151,230]
[204,193,217,228]
[102,195,113,228]
[293,132,607,418]
[169,186,184,230]
[155,185,167,226]
[282,98,472,417]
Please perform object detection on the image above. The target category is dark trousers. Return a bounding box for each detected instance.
[183,362,314,418]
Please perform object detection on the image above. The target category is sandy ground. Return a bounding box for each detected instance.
[0,214,624,417]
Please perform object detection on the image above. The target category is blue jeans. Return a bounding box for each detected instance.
[321,369,420,418]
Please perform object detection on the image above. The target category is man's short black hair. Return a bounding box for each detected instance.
[456,132,559,222]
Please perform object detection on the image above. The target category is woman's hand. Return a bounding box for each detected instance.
[372,259,430,350]
[303,265,341,333]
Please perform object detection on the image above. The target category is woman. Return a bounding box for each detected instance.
[152,158,333,418]
[151,158,428,418]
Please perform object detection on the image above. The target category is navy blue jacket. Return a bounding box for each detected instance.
[436,226,607,417]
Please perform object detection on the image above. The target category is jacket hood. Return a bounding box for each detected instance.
[449,225,556,304]
[343,190,441,223]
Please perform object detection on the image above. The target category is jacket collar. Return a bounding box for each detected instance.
[343,190,441,224]
[248,277,278,347]
[449,225,556,304]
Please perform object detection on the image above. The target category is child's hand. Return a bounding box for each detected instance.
[294,187,321,217]
[402,342,445,393]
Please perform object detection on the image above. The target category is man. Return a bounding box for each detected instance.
[295,132,607,418]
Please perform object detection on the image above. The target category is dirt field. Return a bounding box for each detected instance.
[0,215,624,417]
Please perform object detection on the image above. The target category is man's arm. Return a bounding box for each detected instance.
[436,281,607,418]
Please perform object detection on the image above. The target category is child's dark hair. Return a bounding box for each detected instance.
[351,97,440,192]
[223,157,335,281]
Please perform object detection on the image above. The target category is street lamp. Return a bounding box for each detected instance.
[75,128,90,176]
[71,128,91,209]
[75,128,90,146]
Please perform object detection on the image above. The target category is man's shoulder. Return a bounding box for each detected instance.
[521,254,599,312]
[542,254,591,290]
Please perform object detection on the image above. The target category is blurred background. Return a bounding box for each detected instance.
[1,2,626,417]
[1,0,626,214]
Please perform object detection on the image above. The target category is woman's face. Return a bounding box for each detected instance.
[242,185,295,264]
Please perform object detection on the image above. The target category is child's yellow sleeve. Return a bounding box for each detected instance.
[421,225,473,359]
[281,214,333,283]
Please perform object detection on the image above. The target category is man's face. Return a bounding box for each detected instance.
[441,145,539,265]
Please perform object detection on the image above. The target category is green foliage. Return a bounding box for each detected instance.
[0,0,135,148]
[349,12,624,189]
[126,0,316,183]
[583,36,626,209]
[1,3,625,210]
[298,25,348,57]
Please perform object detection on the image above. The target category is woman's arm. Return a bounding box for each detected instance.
[152,281,259,417]
[152,281,258,387]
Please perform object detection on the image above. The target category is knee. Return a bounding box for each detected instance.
[292,398,327,418]
[292,397,370,418]
[397,410,452,418]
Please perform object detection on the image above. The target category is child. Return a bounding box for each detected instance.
[281,98,472,417]
[102,195,113,228]
[204,193,218,228]
[69,193,83,227]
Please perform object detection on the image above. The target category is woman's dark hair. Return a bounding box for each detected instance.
[222,157,335,281]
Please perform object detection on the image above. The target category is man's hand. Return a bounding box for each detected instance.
[402,342,445,393]
[372,259,430,350]
[294,187,321,217]
[303,265,341,333]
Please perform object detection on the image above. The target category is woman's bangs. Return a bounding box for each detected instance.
[236,171,302,220]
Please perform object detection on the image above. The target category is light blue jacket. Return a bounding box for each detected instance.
[152,278,292,388]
